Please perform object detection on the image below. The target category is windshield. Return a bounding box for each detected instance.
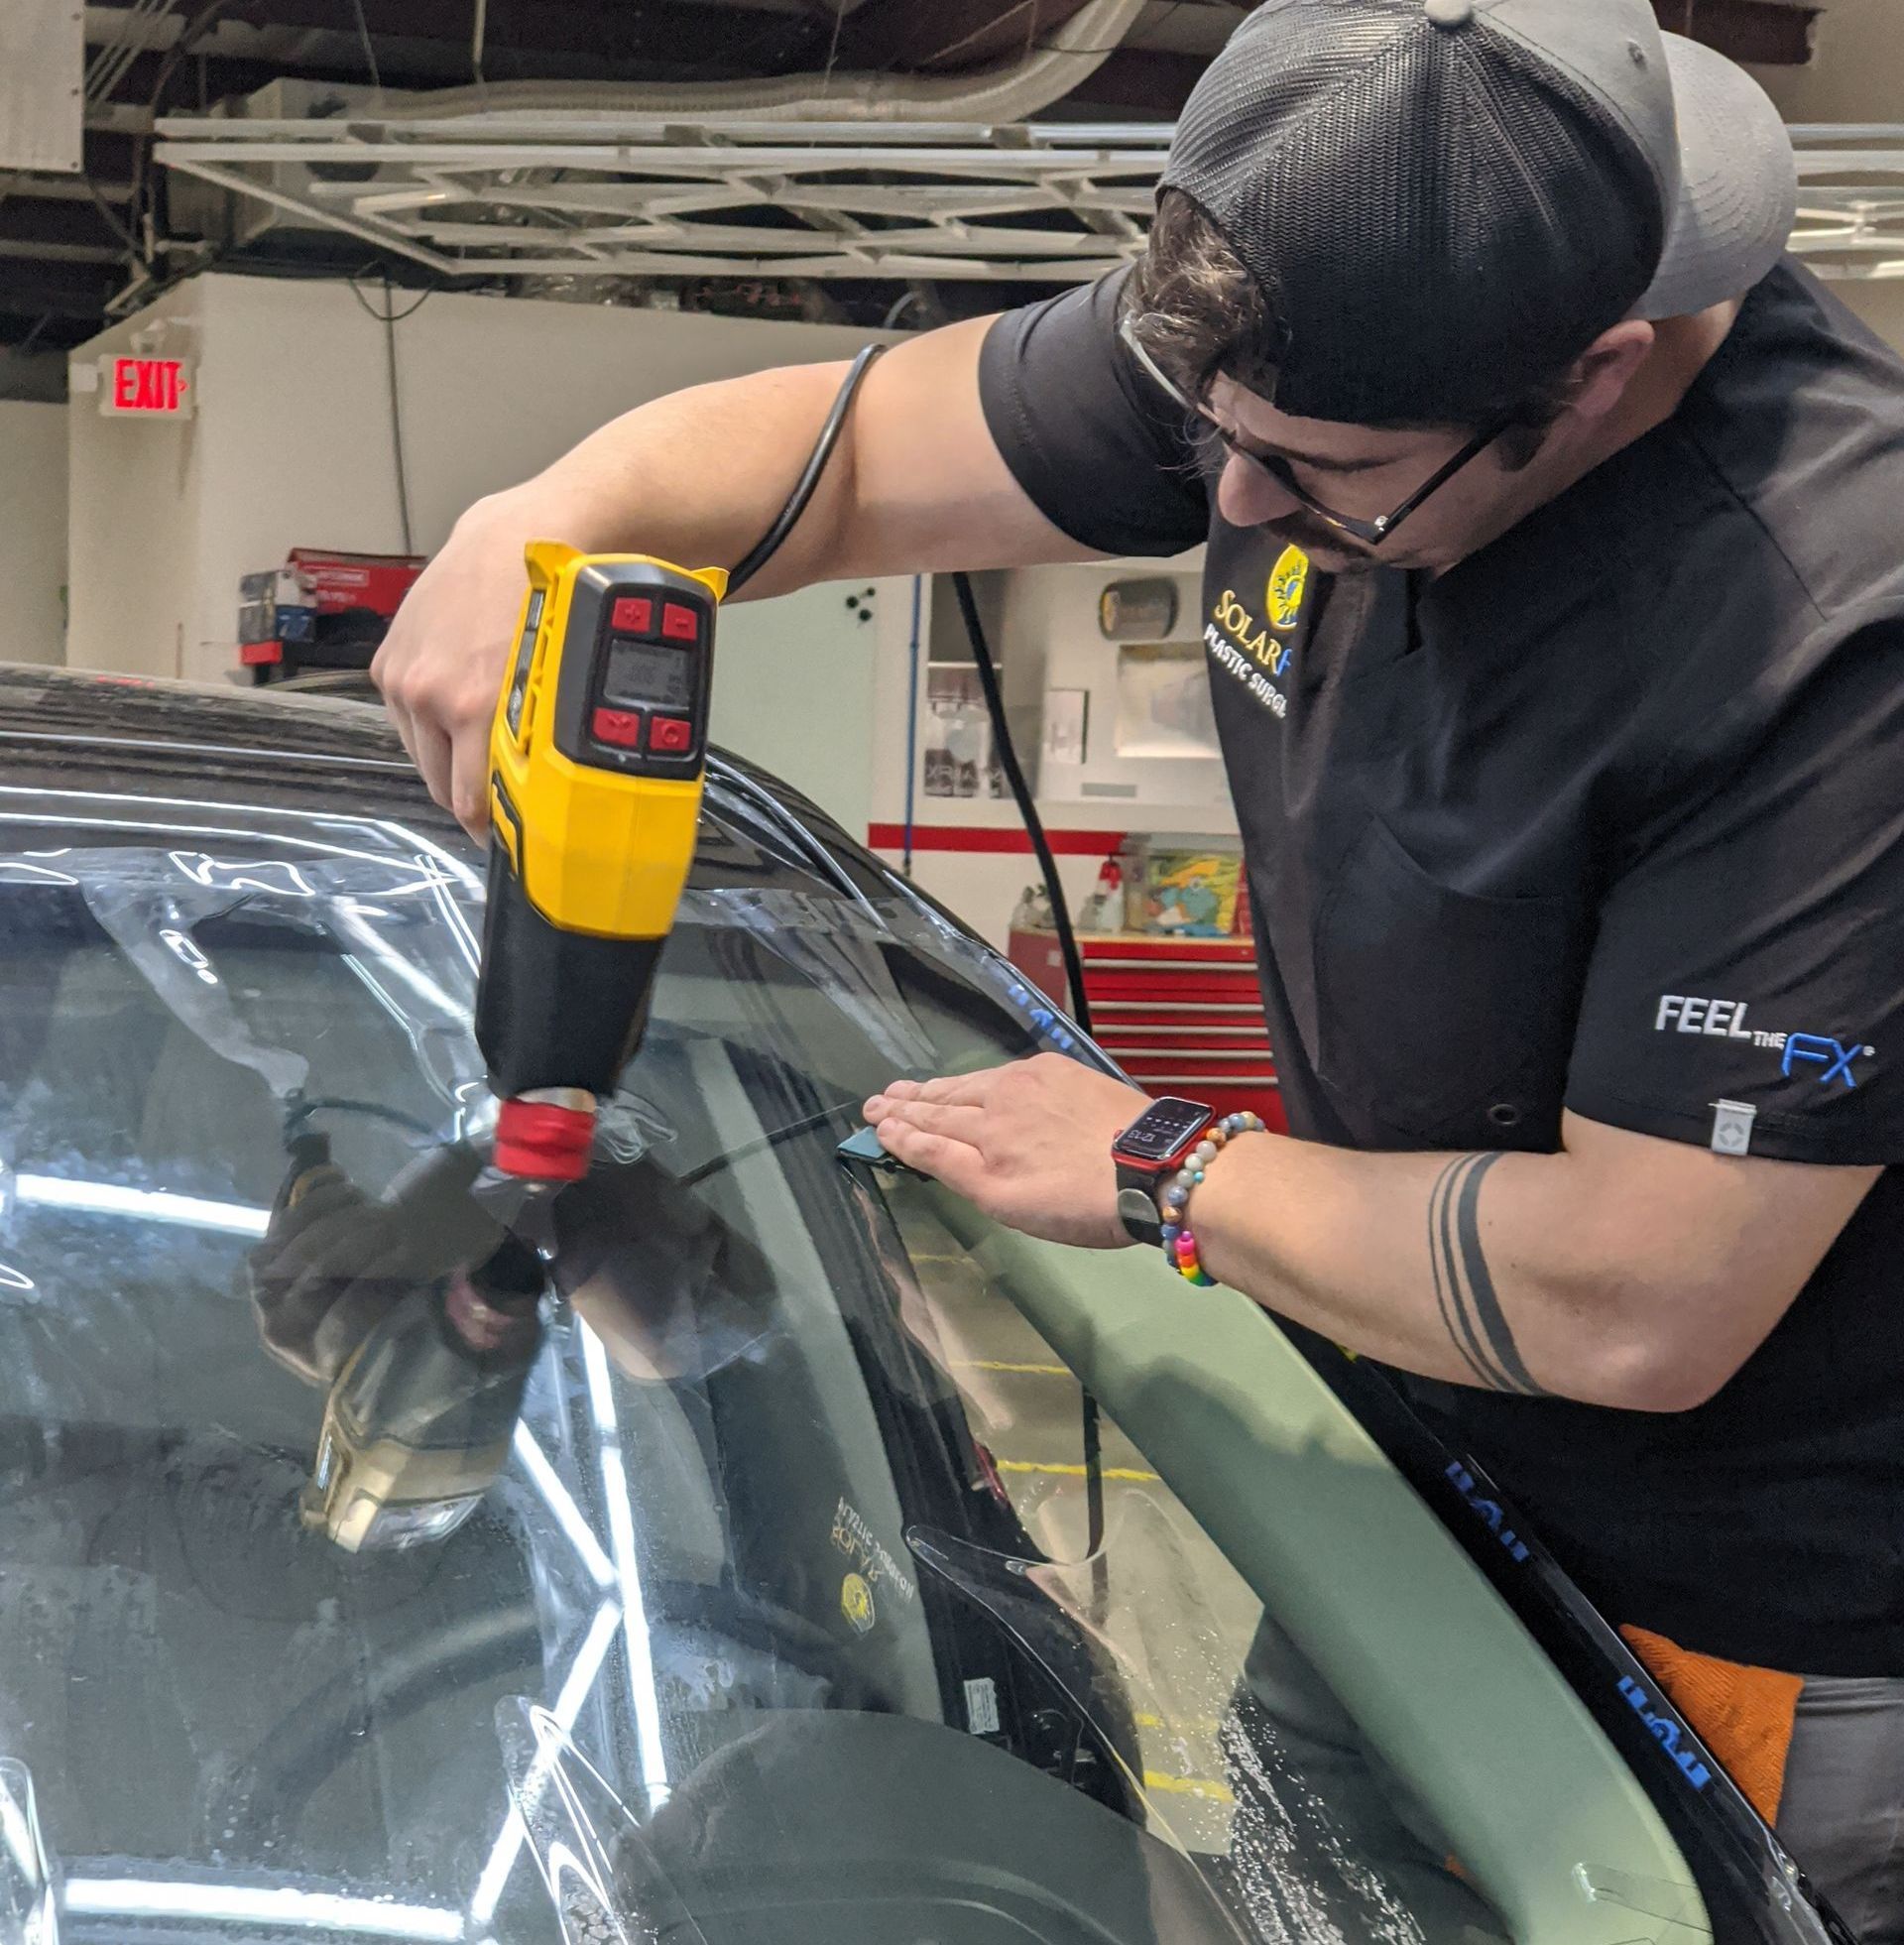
[0,778,1701,1945]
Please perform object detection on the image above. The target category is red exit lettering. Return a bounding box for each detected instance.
[110,357,189,416]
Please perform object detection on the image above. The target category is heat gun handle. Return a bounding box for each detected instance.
[474,846,666,1102]
[276,1130,335,1217]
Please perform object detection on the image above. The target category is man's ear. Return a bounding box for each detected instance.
[1567,320,1656,425]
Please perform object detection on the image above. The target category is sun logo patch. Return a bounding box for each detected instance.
[1266,546,1310,633]
[840,1572,877,1636]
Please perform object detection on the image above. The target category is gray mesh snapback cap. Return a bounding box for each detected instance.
[1158,0,1798,425]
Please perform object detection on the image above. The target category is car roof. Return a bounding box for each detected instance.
[0,666,899,909]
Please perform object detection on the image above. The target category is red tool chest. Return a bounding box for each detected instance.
[1007,927,1285,1133]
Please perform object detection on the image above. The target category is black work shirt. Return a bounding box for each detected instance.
[980,261,1904,1675]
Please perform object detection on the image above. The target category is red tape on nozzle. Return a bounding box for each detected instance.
[494,1099,596,1182]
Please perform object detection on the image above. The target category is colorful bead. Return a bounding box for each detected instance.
[1153,1111,1267,1291]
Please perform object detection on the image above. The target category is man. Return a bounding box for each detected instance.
[375,1,1904,1928]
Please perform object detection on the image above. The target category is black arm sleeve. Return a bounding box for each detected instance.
[978,267,1211,559]
[1565,617,1904,1164]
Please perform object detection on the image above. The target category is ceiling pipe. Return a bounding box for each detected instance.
[358,0,1148,126]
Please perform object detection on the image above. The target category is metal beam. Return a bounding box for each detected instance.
[148,111,1902,288]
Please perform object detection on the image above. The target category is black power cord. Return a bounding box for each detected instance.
[348,268,435,556]
[950,571,1093,1040]
[729,344,888,596]
[739,350,1094,1042]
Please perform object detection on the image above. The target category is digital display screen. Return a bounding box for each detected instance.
[1116,1097,1210,1160]
[603,639,694,711]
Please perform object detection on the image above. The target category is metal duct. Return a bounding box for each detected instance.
[362,0,1148,127]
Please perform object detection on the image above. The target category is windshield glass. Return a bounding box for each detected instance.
[0,780,1676,1945]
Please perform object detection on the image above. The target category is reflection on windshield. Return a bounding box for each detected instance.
[0,796,1507,1945]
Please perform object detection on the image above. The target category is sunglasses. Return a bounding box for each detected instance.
[1118,313,1515,548]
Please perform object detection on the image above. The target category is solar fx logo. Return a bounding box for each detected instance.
[1204,547,1310,724]
[1654,994,1872,1090]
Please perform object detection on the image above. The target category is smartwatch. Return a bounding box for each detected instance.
[1112,1096,1215,1247]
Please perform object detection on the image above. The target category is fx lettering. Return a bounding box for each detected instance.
[1782,1033,1868,1090]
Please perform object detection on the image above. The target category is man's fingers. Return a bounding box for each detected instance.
[382,690,420,770]
[408,718,456,816]
[449,717,494,839]
[917,1070,1001,1105]
[879,1099,988,1146]
[876,1116,987,1195]
[866,1071,998,1120]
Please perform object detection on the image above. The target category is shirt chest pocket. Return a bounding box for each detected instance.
[1312,817,1582,1147]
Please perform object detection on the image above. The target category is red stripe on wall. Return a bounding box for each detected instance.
[866,823,1126,857]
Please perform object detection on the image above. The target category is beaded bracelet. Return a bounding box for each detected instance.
[1157,1111,1266,1287]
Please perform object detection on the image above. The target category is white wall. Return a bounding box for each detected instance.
[0,401,68,665]
[1839,282,1904,356]
[1747,0,1904,122]
[65,279,205,683]
[1745,0,1904,355]
[66,273,899,834]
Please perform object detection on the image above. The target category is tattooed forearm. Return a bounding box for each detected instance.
[1427,1153,1551,1396]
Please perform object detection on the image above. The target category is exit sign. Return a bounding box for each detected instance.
[98,355,194,420]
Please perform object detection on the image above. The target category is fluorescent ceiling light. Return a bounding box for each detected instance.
[15,1175,270,1237]
[511,1423,616,1589]
[63,1879,464,1941]
[582,1323,669,1800]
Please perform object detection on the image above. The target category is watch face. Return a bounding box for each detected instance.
[1114,1097,1211,1166]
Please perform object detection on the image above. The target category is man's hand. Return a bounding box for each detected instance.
[864,1053,1151,1250]
[373,492,550,836]
[247,1144,507,1386]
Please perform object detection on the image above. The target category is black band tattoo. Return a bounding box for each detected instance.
[1426,1153,1550,1397]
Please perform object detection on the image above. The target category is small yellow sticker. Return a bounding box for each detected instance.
[840,1572,877,1636]
[1266,545,1310,633]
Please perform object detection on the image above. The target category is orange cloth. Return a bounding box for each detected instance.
[1619,1624,1805,1825]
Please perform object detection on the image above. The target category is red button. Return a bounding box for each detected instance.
[611,596,654,635]
[661,602,699,643]
[649,715,694,755]
[591,707,643,749]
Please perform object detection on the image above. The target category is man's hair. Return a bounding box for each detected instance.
[1126,191,1583,471]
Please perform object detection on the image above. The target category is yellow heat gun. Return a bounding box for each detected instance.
[476,542,727,1180]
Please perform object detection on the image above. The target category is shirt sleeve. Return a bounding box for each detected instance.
[1565,616,1904,1165]
[978,267,1211,558]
